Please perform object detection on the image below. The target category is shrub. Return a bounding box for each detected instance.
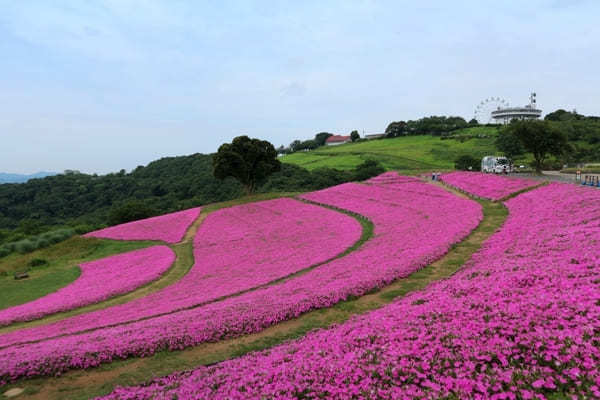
[454,155,480,171]
[74,225,94,235]
[35,238,50,249]
[353,160,385,181]
[108,201,158,226]
[28,258,48,267]
[0,228,76,258]
[15,240,36,254]
[0,248,10,258]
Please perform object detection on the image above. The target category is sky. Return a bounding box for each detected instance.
[1,0,599,174]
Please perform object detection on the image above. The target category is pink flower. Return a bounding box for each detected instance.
[84,207,201,243]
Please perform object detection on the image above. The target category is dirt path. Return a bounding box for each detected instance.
[6,184,509,400]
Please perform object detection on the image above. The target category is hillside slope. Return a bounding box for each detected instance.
[282,128,498,173]
[0,154,242,233]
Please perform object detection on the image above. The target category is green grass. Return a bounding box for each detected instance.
[0,267,81,309]
[0,238,157,310]
[281,133,498,172]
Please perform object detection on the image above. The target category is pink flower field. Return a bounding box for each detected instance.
[0,198,361,348]
[101,183,600,400]
[440,171,539,200]
[84,207,201,243]
[0,246,175,326]
[363,171,417,185]
[0,179,482,382]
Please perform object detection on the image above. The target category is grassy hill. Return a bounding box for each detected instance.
[281,127,500,174]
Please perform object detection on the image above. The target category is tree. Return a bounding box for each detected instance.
[495,129,525,164]
[314,132,333,146]
[213,135,281,194]
[544,109,583,122]
[350,130,360,142]
[353,160,385,180]
[276,145,289,155]
[504,120,568,173]
[385,121,407,138]
[289,140,302,152]
[454,155,480,171]
[468,118,478,126]
[109,201,157,225]
[297,139,319,151]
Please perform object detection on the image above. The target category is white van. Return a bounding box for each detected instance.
[481,156,511,174]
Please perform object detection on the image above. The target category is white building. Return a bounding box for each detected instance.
[491,93,542,124]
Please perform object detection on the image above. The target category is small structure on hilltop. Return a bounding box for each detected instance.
[491,93,542,124]
[365,133,385,140]
[325,135,352,146]
[474,93,542,124]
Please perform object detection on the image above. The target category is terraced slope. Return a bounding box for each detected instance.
[0,198,360,348]
[102,183,600,400]
[0,176,482,383]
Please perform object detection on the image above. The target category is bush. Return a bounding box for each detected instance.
[0,247,10,258]
[454,155,480,171]
[353,160,385,181]
[28,258,48,267]
[541,160,564,171]
[74,224,94,235]
[0,228,76,258]
[109,201,158,226]
[15,240,36,254]
[35,238,50,248]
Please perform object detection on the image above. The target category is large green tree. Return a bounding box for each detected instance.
[495,129,525,164]
[314,132,333,146]
[504,120,568,173]
[213,136,281,194]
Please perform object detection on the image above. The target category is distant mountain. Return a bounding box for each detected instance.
[0,171,57,184]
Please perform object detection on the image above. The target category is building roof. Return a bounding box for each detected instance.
[325,135,351,143]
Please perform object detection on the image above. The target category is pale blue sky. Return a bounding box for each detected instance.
[1,0,598,174]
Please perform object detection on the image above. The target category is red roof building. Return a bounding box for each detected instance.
[325,135,352,146]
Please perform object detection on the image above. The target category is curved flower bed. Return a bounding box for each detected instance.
[0,246,175,326]
[364,171,417,185]
[0,198,361,347]
[102,183,600,400]
[84,207,201,243]
[440,171,539,200]
[0,180,482,382]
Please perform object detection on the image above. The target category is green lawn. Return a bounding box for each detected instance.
[0,238,157,309]
[281,133,499,172]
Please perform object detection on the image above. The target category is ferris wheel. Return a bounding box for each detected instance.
[474,97,510,123]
